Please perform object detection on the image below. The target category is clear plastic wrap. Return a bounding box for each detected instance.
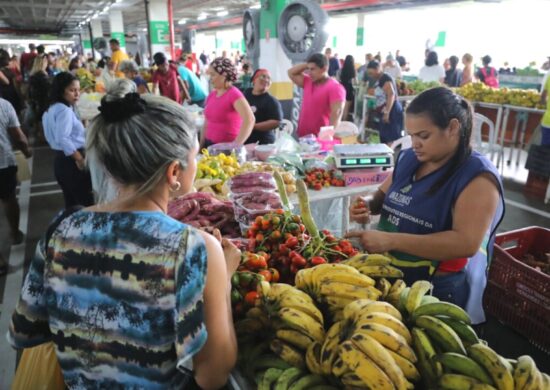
[207,142,247,163]
[228,172,277,194]
[233,190,283,225]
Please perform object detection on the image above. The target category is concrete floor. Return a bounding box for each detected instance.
[0,146,549,387]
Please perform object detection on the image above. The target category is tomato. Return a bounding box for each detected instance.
[255,216,263,225]
[271,230,282,240]
[269,268,280,283]
[248,256,268,270]
[285,236,299,248]
[299,224,305,232]
[251,222,260,231]
[239,272,254,287]
[271,216,281,226]
[258,269,272,283]
[333,245,343,252]
[313,183,322,191]
[275,209,284,215]
[291,255,307,267]
[231,273,240,287]
[255,233,264,242]
[231,289,243,304]
[261,219,270,230]
[244,291,260,306]
[311,256,327,266]
[279,244,288,254]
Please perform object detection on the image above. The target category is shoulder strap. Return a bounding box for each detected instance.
[45,206,83,250]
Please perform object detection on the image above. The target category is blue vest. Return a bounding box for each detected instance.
[379,149,504,285]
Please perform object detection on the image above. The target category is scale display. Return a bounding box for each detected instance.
[333,144,394,169]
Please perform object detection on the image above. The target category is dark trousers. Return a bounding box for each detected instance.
[54,151,94,208]
[432,271,470,309]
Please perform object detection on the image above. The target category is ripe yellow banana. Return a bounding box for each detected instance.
[317,271,375,289]
[311,263,361,279]
[294,268,312,291]
[435,352,494,385]
[387,349,421,382]
[340,372,367,387]
[376,277,392,299]
[415,315,467,355]
[331,356,350,377]
[355,322,417,362]
[355,312,412,344]
[345,253,393,267]
[276,329,315,351]
[411,301,471,324]
[358,265,404,278]
[350,333,410,390]
[320,321,345,375]
[305,341,323,375]
[338,341,395,390]
[388,278,407,297]
[270,339,306,369]
[319,281,379,301]
[467,343,514,390]
[524,371,543,390]
[278,307,325,343]
[405,280,432,315]
[411,327,443,383]
[439,373,482,389]
[325,295,356,311]
[513,355,538,390]
[344,299,403,322]
[277,294,324,324]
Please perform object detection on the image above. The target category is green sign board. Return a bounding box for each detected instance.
[356,27,364,46]
[110,32,126,47]
[241,38,246,53]
[215,38,223,49]
[149,21,169,44]
[332,36,337,48]
[83,40,92,49]
[435,31,446,47]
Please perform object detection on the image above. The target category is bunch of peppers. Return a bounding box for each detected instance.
[304,167,345,190]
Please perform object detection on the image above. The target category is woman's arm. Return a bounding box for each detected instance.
[349,174,500,258]
[254,119,280,132]
[233,97,255,145]
[382,80,396,123]
[0,69,9,85]
[199,119,207,149]
[192,231,238,390]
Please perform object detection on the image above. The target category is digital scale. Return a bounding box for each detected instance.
[333,144,394,169]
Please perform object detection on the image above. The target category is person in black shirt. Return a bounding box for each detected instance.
[244,69,283,145]
[444,55,463,87]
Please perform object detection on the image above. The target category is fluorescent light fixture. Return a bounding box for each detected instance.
[102,6,110,13]
[86,17,91,22]
[216,10,228,17]
[178,18,187,25]
[197,13,208,20]
[250,4,261,9]
[142,28,148,31]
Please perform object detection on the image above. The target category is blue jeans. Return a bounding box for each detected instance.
[432,271,470,309]
[541,125,550,146]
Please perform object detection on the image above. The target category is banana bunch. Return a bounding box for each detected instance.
[310,299,419,389]
[258,282,325,369]
[295,263,381,321]
[343,253,405,279]
[258,366,333,390]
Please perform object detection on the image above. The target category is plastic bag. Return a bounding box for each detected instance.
[11,342,65,390]
[207,142,247,163]
[274,132,301,154]
[266,153,305,177]
[228,172,277,194]
[233,190,283,224]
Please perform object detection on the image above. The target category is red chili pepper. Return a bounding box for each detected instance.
[285,236,299,248]
[291,254,307,267]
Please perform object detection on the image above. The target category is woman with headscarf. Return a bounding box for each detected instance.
[202,57,255,147]
[244,69,283,145]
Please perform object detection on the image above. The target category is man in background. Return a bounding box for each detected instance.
[20,43,37,81]
[325,48,340,77]
[109,39,129,78]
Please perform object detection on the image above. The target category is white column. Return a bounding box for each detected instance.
[147,0,171,58]
[109,10,126,52]
[91,19,103,40]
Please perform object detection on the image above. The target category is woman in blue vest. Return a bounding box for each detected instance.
[347,87,504,324]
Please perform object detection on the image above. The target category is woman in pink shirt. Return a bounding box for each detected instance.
[202,58,254,147]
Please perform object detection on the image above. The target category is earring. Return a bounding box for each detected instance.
[170,181,181,192]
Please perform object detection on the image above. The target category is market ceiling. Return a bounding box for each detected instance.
[0,0,472,36]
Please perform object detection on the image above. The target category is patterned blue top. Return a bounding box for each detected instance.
[8,210,208,389]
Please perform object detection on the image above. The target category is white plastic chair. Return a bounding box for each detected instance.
[390,135,412,151]
[472,113,502,163]
[335,121,359,135]
[276,119,294,139]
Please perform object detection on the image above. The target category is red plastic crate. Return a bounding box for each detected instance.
[483,227,550,352]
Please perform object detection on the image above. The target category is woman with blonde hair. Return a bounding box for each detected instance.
[28,55,51,135]
[461,53,474,86]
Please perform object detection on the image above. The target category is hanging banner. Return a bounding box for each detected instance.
[150,21,169,44]
[435,31,446,47]
[356,27,364,46]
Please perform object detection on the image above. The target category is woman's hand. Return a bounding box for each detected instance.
[345,230,395,253]
[350,197,371,224]
[75,158,86,171]
[383,112,390,123]
[213,229,241,275]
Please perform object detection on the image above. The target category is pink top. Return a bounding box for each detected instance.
[204,86,244,144]
[297,74,345,137]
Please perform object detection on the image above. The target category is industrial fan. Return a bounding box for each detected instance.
[278,0,329,63]
[243,8,260,69]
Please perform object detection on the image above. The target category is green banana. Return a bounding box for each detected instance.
[252,354,292,372]
[243,341,271,378]
[435,352,494,385]
[436,316,480,346]
[274,367,305,390]
[415,315,467,355]
[411,327,442,388]
[411,302,471,324]
[467,344,514,390]
[439,373,482,389]
[398,287,411,314]
[288,374,326,390]
[420,295,440,305]
[308,386,340,390]
[259,368,284,390]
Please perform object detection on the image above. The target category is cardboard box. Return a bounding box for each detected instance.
[343,169,392,187]
[335,134,358,144]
